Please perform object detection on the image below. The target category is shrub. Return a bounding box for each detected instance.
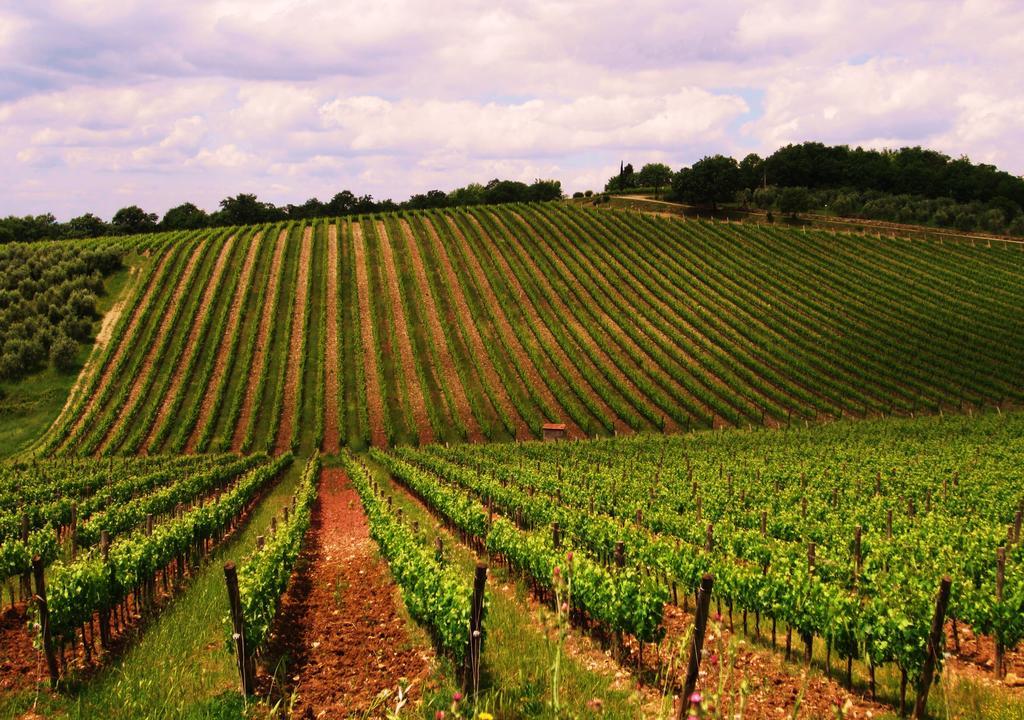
[50,334,79,373]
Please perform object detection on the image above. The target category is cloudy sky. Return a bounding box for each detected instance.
[2,0,1023,220]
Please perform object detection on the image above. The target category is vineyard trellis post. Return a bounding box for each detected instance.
[32,555,59,688]
[994,548,1006,679]
[99,530,111,649]
[911,576,952,719]
[677,573,714,720]
[224,561,255,694]
[464,562,488,697]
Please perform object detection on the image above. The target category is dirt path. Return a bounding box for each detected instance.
[321,225,342,454]
[446,215,584,438]
[352,223,389,449]
[421,216,531,441]
[265,467,432,716]
[274,227,313,455]
[399,219,484,443]
[376,221,435,446]
[93,241,207,455]
[232,230,289,452]
[57,250,175,452]
[140,234,239,454]
[184,234,264,453]
[477,212,625,436]
[0,605,45,694]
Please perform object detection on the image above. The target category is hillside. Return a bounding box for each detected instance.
[32,202,1024,458]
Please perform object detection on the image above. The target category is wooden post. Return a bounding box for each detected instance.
[99,531,111,648]
[614,541,625,569]
[465,563,488,697]
[912,576,952,719]
[677,574,714,720]
[704,523,714,553]
[887,509,893,540]
[224,562,255,694]
[995,548,1006,679]
[1014,511,1022,544]
[552,522,561,549]
[32,556,59,688]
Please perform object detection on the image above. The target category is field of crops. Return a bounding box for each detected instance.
[379,410,1024,714]
[30,203,1024,459]
[2,203,1023,719]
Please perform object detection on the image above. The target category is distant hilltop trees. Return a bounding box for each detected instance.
[0,178,563,244]
[607,142,1024,236]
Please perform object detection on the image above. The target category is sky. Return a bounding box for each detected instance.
[2,0,1023,220]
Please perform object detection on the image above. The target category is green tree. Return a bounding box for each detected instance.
[637,163,673,198]
[738,153,765,190]
[778,186,812,217]
[161,202,209,230]
[64,213,109,239]
[672,155,741,210]
[50,333,79,373]
[111,205,158,235]
[217,194,281,226]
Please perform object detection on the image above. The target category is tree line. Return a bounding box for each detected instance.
[0,178,563,244]
[606,143,1024,236]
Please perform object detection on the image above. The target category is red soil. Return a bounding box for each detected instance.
[262,468,433,717]
[274,226,313,455]
[184,233,265,453]
[445,215,584,438]
[142,234,239,454]
[376,221,435,446]
[421,216,530,441]
[523,209,712,430]
[479,211,626,436]
[321,225,342,454]
[0,604,45,694]
[504,211,675,433]
[352,223,389,449]
[398,219,485,443]
[232,229,289,452]
[93,241,207,455]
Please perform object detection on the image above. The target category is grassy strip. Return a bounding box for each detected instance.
[341,219,371,449]
[236,454,319,652]
[243,224,299,453]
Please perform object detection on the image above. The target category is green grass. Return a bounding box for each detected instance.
[0,461,302,720]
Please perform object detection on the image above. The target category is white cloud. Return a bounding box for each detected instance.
[0,0,1022,219]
